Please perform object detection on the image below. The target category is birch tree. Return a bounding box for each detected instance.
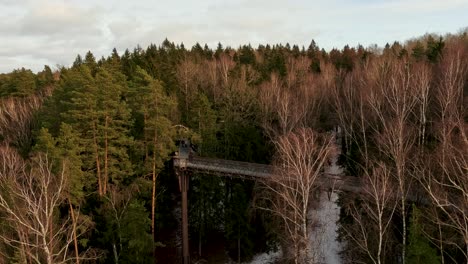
[0,146,94,264]
[258,128,335,263]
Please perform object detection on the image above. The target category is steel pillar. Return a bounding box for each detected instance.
[178,171,190,264]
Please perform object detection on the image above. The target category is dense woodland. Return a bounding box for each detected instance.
[0,30,467,264]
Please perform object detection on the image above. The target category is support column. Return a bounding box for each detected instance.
[178,171,190,264]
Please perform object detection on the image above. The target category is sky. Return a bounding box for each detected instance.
[0,0,467,73]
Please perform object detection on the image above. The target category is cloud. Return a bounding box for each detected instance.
[0,0,108,72]
[0,0,466,73]
[19,1,102,37]
[368,0,468,13]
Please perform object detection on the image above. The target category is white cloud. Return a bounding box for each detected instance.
[0,0,466,73]
[368,0,468,13]
[19,2,101,36]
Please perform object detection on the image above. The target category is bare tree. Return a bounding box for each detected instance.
[218,52,235,88]
[343,163,397,264]
[285,56,311,91]
[420,46,468,261]
[259,72,321,137]
[222,64,259,123]
[0,95,43,147]
[420,131,468,261]
[257,128,335,263]
[0,146,94,264]
[176,57,200,114]
[333,56,433,262]
[366,58,421,262]
[412,62,431,149]
[331,62,369,159]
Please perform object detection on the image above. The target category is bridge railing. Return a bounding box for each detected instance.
[174,154,362,193]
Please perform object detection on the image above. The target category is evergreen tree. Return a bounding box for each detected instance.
[225,182,255,262]
[36,65,54,88]
[411,41,426,60]
[73,54,83,68]
[60,65,133,196]
[238,45,256,65]
[121,49,136,78]
[188,93,217,155]
[0,68,37,97]
[406,205,440,264]
[35,123,85,203]
[34,123,89,261]
[120,201,154,264]
[307,39,320,59]
[215,42,224,58]
[94,67,133,192]
[426,36,445,62]
[128,66,176,253]
[84,51,98,76]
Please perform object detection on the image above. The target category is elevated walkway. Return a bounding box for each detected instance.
[173,142,361,193]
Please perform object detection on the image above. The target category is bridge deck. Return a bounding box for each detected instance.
[173,154,361,193]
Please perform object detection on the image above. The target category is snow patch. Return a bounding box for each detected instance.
[226,249,282,264]
[309,192,342,264]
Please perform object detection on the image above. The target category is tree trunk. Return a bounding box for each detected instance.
[103,116,109,195]
[199,229,202,257]
[144,113,149,161]
[438,222,445,264]
[113,243,119,264]
[401,195,407,263]
[151,129,159,260]
[151,147,157,257]
[377,213,383,264]
[92,121,102,196]
[69,201,80,264]
[43,233,53,264]
[238,223,241,264]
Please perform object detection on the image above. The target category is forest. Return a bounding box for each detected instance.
[0,30,467,264]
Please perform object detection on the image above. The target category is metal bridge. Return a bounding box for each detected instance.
[173,153,361,192]
[172,141,361,264]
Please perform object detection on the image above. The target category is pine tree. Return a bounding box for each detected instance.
[0,68,37,97]
[426,36,444,62]
[60,65,103,195]
[84,51,98,76]
[36,65,54,88]
[406,205,441,264]
[225,182,255,262]
[60,65,133,196]
[95,67,133,193]
[120,201,154,264]
[73,54,83,68]
[411,41,426,60]
[188,93,217,155]
[128,66,176,251]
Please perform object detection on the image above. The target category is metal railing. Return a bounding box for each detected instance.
[173,153,361,193]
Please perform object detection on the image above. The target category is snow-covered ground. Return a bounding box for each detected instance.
[309,191,342,264]
[227,250,282,264]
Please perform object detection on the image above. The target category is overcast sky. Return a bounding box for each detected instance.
[0,0,467,73]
